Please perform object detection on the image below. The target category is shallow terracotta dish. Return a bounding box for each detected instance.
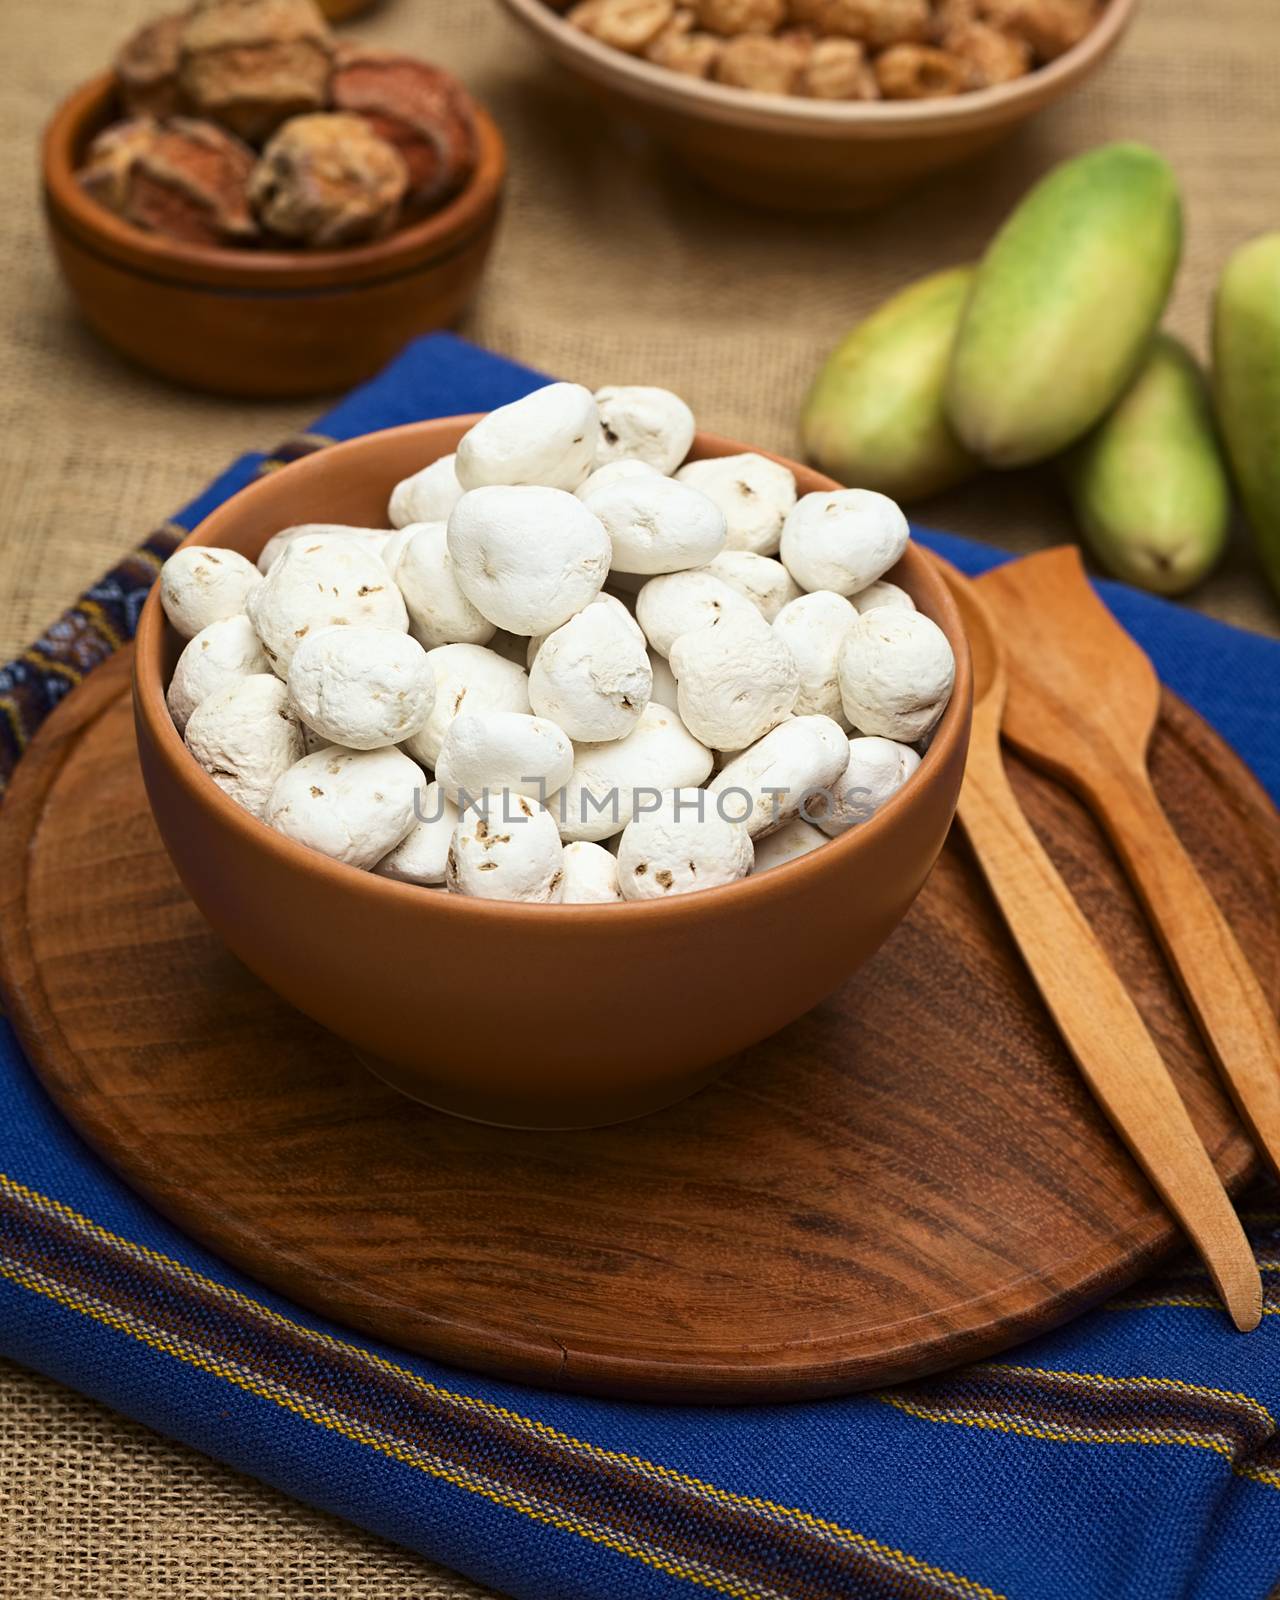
[42,75,506,398]
[495,0,1138,211]
[133,418,972,1129]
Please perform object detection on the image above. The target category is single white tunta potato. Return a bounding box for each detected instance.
[265,744,420,869]
[780,489,909,597]
[286,624,435,750]
[183,673,303,819]
[675,452,797,556]
[167,613,270,734]
[161,546,262,639]
[455,383,599,493]
[616,789,753,901]
[837,607,955,742]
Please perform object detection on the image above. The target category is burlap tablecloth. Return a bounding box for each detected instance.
[2,0,1278,1594]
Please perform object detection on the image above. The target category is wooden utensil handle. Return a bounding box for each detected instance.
[959,754,1261,1332]
[1085,770,1280,1176]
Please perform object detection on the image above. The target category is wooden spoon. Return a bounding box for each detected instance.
[939,560,1261,1331]
[976,546,1280,1184]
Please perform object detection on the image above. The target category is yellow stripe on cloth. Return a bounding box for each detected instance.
[0,1174,1005,1600]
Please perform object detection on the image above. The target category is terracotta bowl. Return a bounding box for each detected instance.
[133,418,972,1129]
[495,0,1138,212]
[42,75,506,398]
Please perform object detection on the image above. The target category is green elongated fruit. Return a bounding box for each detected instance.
[1213,232,1280,600]
[946,143,1183,468]
[1065,334,1230,595]
[801,266,981,502]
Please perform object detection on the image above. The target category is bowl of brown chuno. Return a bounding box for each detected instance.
[495,0,1139,211]
[42,0,506,396]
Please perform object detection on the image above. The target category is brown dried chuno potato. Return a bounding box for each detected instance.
[789,0,930,47]
[943,19,1031,84]
[568,0,676,52]
[799,36,879,98]
[980,0,1098,61]
[645,7,724,75]
[875,42,974,97]
[694,0,786,36]
[713,31,809,92]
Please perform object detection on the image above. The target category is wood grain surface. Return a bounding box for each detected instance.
[0,646,1275,1402]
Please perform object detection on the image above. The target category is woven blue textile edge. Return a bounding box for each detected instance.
[1,333,1278,1600]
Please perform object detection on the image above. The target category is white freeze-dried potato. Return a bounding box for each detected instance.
[265,744,419,869]
[556,701,712,843]
[286,625,434,751]
[389,453,464,528]
[527,593,642,667]
[617,789,752,901]
[780,489,909,597]
[435,711,573,809]
[575,459,661,500]
[257,524,390,576]
[580,474,725,577]
[851,579,915,614]
[247,532,408,680]
[379,524,420,578]
[528,602,653,743]
[670,614,798,752]
[634,569,762,657]
[753,818,827,872]
[707,551,801,622]
[455,383,598,493]
[395,521,495,650]
[837,607,956,743]
[813,736,922,837]
[446,796,566,903]
[594,385,696,475]
[161,546,262,639]
[374,780,458,886]
[167,613,270,734]
[709,715,847,837]
[647,649,680,711]
[560,840,622,903]
[403,643,531,768]
[184,673,303,819]
[447,486,611,635]
[771,590,858,725]
[675,453,797,557]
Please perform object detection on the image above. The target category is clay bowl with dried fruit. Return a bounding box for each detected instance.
[133,417,972,1131]
[495,0,1138,212]
[42,73,506,398]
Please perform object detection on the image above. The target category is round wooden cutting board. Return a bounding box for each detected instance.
[1,647,1276,1402]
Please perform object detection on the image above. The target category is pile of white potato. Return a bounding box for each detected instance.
[160,381,956,905]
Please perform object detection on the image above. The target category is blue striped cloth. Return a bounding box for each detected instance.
[2,334,1279,1600]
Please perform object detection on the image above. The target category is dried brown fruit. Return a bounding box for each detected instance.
[79,116,259,246]
[713,32,809,92]
[943,19,1031,84]
[788,0,930,47]
[249,112,408,247]
[115,10,192,118]
[874,42,974,96]
[179,0,334,144]
[799,36,879,98]
[979,0,1098,61]
[567,0,676,52]
[694,0,786,36]
[644,9,724,76]
[332,47,478,211]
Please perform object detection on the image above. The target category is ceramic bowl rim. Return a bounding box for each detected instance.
[133,417,973,930]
